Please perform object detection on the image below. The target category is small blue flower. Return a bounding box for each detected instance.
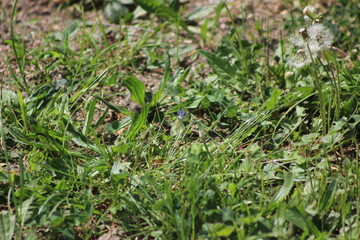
[177,110,186,120]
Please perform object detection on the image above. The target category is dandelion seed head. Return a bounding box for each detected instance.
[307,24,334,51]
[287,49,315,69]
[289,35,306,48]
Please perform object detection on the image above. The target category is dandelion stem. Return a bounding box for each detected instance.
[305,42,328,135]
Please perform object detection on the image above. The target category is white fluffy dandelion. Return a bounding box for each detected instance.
[288,49,314,68]
[307,24,334,52]
[288,24,334,68]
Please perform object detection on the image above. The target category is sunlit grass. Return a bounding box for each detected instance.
[1,0,359,239]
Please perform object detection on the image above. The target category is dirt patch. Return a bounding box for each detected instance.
[0,0,295,84]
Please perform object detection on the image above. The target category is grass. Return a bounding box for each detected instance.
[1,0,360,239]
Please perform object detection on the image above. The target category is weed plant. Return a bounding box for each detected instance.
[0,0,359,239]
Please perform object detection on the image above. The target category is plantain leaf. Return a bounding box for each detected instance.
[273,172,294,202]
[123,75,146,107]
[126,105,150,140]
[215,225,235,237]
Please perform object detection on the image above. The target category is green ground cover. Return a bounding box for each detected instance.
[1,0,359,239]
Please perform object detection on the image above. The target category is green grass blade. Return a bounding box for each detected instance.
[152,53,170,105]
[93,96,131,115]
[83,98,98,135]
[318,179,338,212]
[70,68,108,109]
[17,91,28,134]
[62,118,100,153]
[133,0,189,32]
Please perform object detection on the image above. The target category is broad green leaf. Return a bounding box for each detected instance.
[83,98,98,135]
[321,132,344,148]
[103,1,134,24]
[105,116,132,133]
[186,6,215,20]
[19,196,34,227]
[285,207,321,237]
[0,211,15,240]
[0,89,18,106]
[264,88,282,110]
[341,96,357,116]
[170,118,185,136]
[111,160,131,175]
[273,172,294,202]
[126,105,150,140]
[123,75,146,107]
[215,225,235,237]
[318,179,338,212]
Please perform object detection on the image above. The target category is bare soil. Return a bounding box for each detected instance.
[0,0,295,86]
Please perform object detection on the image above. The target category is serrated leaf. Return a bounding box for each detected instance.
[273,172,294,202]
[198,50,237,80]
[123,75,146,107]
[264,88,282,110]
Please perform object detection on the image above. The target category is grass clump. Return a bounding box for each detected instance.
[1,0,359,239]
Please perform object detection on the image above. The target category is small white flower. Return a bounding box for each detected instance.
[289,28,308,48]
